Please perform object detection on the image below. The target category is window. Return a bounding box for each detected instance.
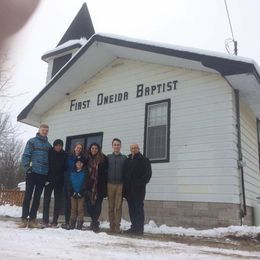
[65,132,103,153]
[144,99,170,162]
[257,119,260,167]
[51,53,72,77]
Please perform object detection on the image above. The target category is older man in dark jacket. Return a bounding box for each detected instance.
[123,144,152,235]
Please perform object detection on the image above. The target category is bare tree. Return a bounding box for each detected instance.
[0,54,11,97]
[0,55,25,189]
[0,136,24,189]
[0,113,16,152]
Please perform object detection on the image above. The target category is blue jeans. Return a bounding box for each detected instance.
[21,172,46,220]
[86,196,103,224]
[127,198,144,232]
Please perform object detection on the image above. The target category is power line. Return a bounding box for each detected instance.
[224,0,235,40]
[224,0,238,55]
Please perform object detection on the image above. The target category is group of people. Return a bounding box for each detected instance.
[18,124,152,235]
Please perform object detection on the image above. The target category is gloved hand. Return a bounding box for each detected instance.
[45,181,50,186]
[72,192,78,198]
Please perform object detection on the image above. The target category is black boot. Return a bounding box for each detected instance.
[87,222,93,230]
[76,220,84,230]
[61,223,70,230]
[92,221,100,233]
[69,219,76,230]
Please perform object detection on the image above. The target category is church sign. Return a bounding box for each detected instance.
[69,80,178,111]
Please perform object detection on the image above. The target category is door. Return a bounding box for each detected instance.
[65,132,103,153]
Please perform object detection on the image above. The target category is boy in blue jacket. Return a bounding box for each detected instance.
[68,157,87,230]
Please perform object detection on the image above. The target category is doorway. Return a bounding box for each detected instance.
[65,132,103,153]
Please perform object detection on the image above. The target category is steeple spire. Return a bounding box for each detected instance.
[57,3,95,46]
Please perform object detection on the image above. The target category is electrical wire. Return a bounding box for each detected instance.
[224,0,235,40]
[224,0,237,55]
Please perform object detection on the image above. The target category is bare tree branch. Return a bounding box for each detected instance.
[0,53,25,189]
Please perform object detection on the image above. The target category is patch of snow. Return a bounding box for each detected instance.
[0,204,42,218]
[0,205,259,239]
[17,181,25,191]
[0,221,259,259]
[42,37,87,57]
[143,220,260,239]
[95,32,260,70]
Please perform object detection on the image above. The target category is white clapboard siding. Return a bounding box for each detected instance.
[42,58,240,204]
[150,176,238,185]
[239,100,260,206]
[145,193,240,203]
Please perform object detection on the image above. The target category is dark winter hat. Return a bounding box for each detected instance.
[75,157,85,165]
[53,139,64,147]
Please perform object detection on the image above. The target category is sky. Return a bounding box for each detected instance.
[6,0,260,142]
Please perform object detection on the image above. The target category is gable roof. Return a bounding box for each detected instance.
[17,33,260,126]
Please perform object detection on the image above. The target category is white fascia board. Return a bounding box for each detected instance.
[97,33,260,67]
[99,41,218,74]
[32,43,115,117]
[226,74,260,118]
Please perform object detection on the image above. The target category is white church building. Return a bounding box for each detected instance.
[18,3,260,228]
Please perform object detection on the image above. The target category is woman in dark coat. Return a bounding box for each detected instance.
[85,143,108,232]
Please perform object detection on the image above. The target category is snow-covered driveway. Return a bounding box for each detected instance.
[0,221,259,260]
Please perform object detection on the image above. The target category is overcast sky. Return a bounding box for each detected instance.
[7,0,260,142]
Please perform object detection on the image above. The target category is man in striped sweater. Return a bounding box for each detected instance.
[18,124,51,228]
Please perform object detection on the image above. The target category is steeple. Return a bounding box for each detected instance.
[57,3,95,46]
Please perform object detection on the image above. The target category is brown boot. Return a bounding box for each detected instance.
[114,225,121,234]
[109,223,115,233]
[18,219,28,228]
[28,220,42,229]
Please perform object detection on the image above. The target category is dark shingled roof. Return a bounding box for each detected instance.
[57,3,95,46]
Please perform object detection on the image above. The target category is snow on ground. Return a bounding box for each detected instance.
[0,204,42,218]
[0,221,259,260]
[101,219,260,239]
[1,204,260,239]
[0,205,260,259]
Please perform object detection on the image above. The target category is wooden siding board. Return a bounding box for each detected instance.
[239,100,260,207]
[42,59,239,203]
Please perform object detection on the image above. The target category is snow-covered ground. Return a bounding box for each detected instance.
[0,204,259,259]
[0,204,42,218]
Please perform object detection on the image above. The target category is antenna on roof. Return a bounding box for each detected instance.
[224,0,238,55]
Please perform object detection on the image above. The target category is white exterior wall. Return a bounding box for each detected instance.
[41,58,239,203]
[239,100,260,207]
